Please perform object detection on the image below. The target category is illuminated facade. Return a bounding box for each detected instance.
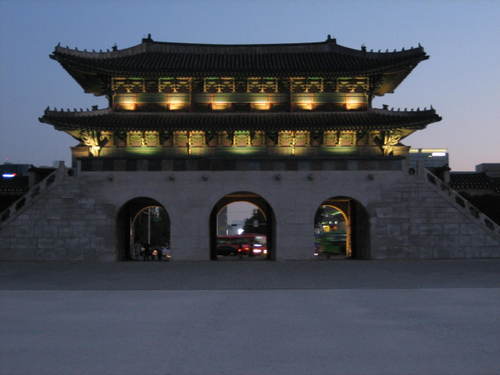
[40,35,441,169]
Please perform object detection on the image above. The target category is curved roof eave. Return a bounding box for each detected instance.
[39,108,441,132]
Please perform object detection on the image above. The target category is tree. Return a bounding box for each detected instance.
[243,208,267,234]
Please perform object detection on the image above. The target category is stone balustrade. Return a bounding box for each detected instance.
[0,164,68,231]
[422,168,500,241]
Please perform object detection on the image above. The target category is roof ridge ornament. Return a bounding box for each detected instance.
[143,33,153,43]
[326,34,336,44]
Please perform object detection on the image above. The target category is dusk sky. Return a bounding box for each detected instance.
[0,0,498,171]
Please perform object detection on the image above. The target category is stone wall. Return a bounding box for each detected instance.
[0,177,116,262]
[0,169,498,262]
[372,178,500,258]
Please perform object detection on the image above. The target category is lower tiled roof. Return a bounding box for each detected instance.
[0,176,29,194]
[40,108,441,131]
[450,172,500,193]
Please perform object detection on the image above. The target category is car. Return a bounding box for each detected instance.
[250,242,268,256]
[216,235,268,257]
[216,243,239,256]
[151,246,172,261]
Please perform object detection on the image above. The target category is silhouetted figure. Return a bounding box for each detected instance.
[143,243,150,261]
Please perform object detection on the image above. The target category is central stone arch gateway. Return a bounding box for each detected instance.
[209,192,276,260]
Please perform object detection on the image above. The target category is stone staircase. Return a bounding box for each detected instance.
[421,167,500,243]
[0,163,69,232]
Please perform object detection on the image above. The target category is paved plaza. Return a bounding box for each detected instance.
[1,260,499,375]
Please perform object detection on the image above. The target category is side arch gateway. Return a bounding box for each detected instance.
[314,196,370,259]
[116,197,171,261]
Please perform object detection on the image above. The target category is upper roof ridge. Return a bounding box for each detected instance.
[51,36,426,60]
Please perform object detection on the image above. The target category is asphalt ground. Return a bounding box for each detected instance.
[1,260,499,375]
[1,259,500,290]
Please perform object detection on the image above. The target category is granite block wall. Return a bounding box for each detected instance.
[0,169,498,261]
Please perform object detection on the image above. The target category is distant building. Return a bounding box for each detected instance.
[449,164,500,225]
[407,148,449,169]
[0,163,56,212]
[216,206,228,236]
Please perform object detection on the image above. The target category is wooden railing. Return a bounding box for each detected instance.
[0,164,69,232]
[422,168,500,240]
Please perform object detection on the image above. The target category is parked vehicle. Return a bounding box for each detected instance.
[151,245,172,261]
[216,234,268,257]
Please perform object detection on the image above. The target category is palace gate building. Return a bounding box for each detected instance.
[0,35,499,261]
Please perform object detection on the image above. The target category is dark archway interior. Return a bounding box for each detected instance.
[315,197,370,259]
[116,197,170,261]
[209,192,276,260]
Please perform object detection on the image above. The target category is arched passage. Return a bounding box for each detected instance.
[209,192,276,261]
[314,197,370,259]
[116,197,171,261]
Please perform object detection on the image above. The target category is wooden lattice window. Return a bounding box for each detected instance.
[144,132,159,147]
[337,77,369,93]
[279,131,293,147]
[112,78,145,93]
[247,77,278,93]
[189,132,205,147]
[294,131,309,147]
[159,78,191,93]
[290,77,324,93]
[233,131,250,147]
[174,131,188,147]
[127,131,143,147]
[204,77,235,93]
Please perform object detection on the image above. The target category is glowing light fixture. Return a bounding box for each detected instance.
[120,97,137,111]
[296,99,315,111]
[431,152,447,157]
[167,100,186,111]
[345,96,362,110]
[2,173,16,179]
[251,101,271,111]
[211,102,230,111]
[89,146,101,157]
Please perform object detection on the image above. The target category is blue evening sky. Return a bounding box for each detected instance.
[0,0,499,170]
